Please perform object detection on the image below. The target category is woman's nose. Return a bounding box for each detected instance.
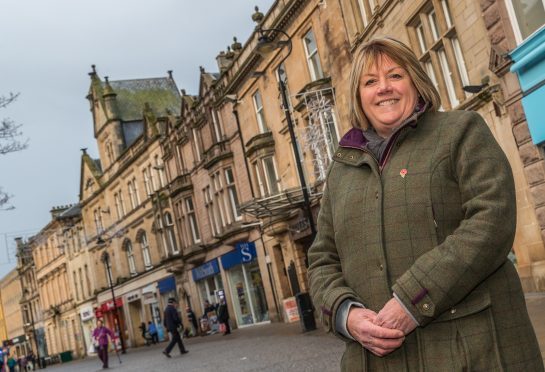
[377,78,392,93]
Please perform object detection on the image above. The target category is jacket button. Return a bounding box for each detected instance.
[379,264,384,271]
[336,152,342,157]
[349,155,354,160]
[450,308,456,314]
[422,303,430,311]
[375,191,379,199]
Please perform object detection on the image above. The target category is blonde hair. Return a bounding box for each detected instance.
[348,37,441,129]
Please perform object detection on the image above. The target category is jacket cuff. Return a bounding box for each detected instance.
[335,299,365,341]
[320,287,360,335]
[392,292,419,326]
[392,270,435,326]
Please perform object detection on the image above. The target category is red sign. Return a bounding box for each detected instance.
[99,298,123,312]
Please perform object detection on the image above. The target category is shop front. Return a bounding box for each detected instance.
[126,290,144,347]
[221,242,269,327]
[142,284,165,342]
[192,259,224,313]
[79,306,95,355]
[95,297,126,350]
[7,334,31,358]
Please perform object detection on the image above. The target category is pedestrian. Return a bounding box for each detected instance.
[185,306,199,337]
[92,319,115,369]
[148,321,158,344]
[6,353,16,372]
[217,297,231,335]
[162,297,188,358]
[308,36,544,371]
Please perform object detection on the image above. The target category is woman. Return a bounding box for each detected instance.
[308,37,544,371]
[92,319,114,369]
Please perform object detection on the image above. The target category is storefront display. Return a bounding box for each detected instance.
[221,242,269,327]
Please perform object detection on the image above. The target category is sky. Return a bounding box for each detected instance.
[0,0,275,278]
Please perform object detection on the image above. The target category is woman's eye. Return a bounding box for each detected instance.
[364,79,377,86]
[390,73,403,79]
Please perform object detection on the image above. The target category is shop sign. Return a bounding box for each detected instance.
[158,276,177,294]
[100,297,123,312]
[10,335,27,345]
[142,291,156,305]
[142,284,156,294]
[80,306,94,321]
[126,290,141,303]
[220,242,257,270]
[283,297,300,323]
[191,259,220,282]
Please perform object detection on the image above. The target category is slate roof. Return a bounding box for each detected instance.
[107,78,181,122]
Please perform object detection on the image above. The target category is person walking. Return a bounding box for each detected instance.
[217,297,231,335]
[92,319,115,369]
[162,298,188,358]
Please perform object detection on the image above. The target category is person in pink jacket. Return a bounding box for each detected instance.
[92,319,115,369]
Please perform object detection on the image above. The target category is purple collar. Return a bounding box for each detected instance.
[339,101,428,149]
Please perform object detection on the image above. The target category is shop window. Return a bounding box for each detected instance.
[252,91,269,133]
[408,1,469,110]
[303,29,324,81]
[138,231,152,269]
[505,0,545,43]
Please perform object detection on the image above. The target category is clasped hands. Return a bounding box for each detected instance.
[347,298,417,357]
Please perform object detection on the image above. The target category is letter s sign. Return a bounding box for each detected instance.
[241,245,253,263]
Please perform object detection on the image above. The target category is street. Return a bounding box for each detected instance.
[44,322,344,372]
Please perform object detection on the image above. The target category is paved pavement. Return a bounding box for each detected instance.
[43,322,344,372]
[42,294,545,371]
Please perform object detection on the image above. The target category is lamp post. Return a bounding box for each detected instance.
[100,250,126,353]
[256,27,317,240]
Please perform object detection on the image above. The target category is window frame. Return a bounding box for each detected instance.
[303,29,324,81]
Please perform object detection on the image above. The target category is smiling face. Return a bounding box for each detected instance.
[359,55,418,138]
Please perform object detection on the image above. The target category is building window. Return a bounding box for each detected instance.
[143,168,152,196]
[204,186,221,236]
[154,155,166,188]
[114,191,126,219]
[211,110,224,143]
[193,128,203,162]
[253,156,281,198]
[408,1,469,110]
[124,240,137,276]
[505,0,545,43]
[127,179,139,209]
[184,196,201,243]
[276,63,293,112]
[253,91,269,133]
[78,268,85,300]
[94,208,104,235]
[164,212,179,254]
[303,29,324,81]
[73,271,80,302]
[212,171,228,227]
[138,231,152,269]
[84,265,92,297]
[356,0,377,28]
[225,168,242,221]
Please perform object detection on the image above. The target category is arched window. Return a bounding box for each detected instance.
[123,240,137,276]
[137,230,152,270]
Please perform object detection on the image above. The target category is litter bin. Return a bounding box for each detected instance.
[59,350,73,363]
[295,292,316,332]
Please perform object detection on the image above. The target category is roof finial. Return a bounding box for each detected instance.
[167,70,173,79]
[104,76,109,83]
[252,6,264,24]
[199,66,205,73]
[80,148,88,154]
[89,65,97,76]
[181,89,186,95]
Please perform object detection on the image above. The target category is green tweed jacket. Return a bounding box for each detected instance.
[308,110,544,371]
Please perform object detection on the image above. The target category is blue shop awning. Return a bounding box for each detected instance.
[157,276,176,294]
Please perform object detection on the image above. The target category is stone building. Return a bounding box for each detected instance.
[0,268,30,357]
[79,68,183,348]
[15,237,46,361]
[0,291,7,345]
[29,205,84,359]
[478,0,545,291]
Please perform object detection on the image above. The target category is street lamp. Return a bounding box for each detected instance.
[255,26,317,241]
[100,250,126,353]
